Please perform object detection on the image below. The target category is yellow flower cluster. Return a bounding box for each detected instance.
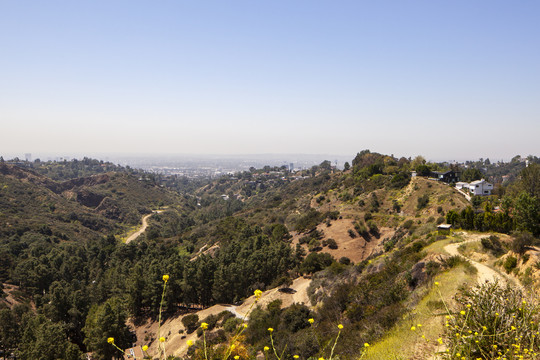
[162,274,169,282]
[201,322,209,330]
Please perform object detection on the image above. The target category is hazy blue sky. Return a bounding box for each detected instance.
[1,1,539,161]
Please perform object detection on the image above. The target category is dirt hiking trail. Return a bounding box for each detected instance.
[125,210,163,243]
[444,232,521,289]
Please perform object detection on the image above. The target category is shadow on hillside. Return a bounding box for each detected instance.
[278,287,296,294]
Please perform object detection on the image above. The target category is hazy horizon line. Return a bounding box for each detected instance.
[1,150,535,164]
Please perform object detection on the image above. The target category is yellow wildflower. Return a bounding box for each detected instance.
[162,274,169,282]
[159,337,165,343]
[294,356,299,359]
[243,323,248,328]
[264,346,270,352]
[142,345,148,352]
[338,324,343,330]
[435,281,440,286]
[268,327,274,333]
[234,356,239,360]
[201,322,209,330]
[364,343,369,348]
[308,318,315,324]
[254,289,263,300]
[460,311,466,316]
[411,326,416,331]
[438,338,443,345]
[107,337,114,344]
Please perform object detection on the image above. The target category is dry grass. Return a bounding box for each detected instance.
[363,266,476,360]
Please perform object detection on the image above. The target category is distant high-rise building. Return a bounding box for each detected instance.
[289,163,294,172]
[24,153,32,162]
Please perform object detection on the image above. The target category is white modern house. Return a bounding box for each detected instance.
[468,179,493,196]
[455,182,468,190]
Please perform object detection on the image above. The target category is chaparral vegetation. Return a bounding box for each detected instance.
[0,151,539,360]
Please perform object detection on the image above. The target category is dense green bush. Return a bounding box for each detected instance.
[503,255,517,273]
[444,282,540,359]
[182,314,200,334]
[481,235,505,256]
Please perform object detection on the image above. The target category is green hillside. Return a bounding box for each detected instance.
[0,154,538,360]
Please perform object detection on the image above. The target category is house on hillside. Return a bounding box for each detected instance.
[455,182,468,190]
[123,346,144,359]
[468,179,493,196]
[430,170,459,183]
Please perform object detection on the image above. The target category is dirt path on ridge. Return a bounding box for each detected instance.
[125,210,163,243]
[443,232,519,287]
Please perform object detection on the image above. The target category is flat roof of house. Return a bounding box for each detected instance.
[437,224,452,229]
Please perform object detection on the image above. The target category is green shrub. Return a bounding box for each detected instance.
[223,317,242,333]
[402,219,414,229]
[511,231,535,255]
[481,235,505,257]
[503,255,517,273]
[417,194,429,210]
[444,282,540,359]
[182,314,200,334]
[367,220,379,236]
[326,238,338,249]
[354,221,368,237]
[443,255,477,275]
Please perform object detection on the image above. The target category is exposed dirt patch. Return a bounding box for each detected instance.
[128,277,312,358]
[291,218,388,263]
[0,283,35,310]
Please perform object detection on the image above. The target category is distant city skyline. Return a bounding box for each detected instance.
[1,1,539,160]
[0,151,532,166]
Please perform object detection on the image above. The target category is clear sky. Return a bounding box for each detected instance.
[1,0,539,161]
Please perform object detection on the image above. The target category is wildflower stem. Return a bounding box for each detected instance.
[270,333,280,360]
[158,278,168,359]
[328,330,341,360]
[203,329,208,360]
